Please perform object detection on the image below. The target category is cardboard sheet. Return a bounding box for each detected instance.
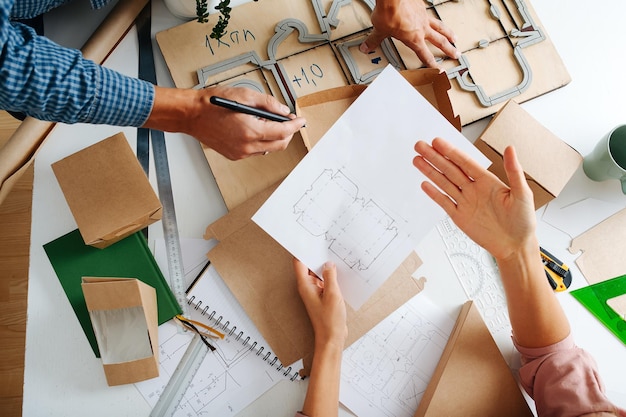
[204,182,425,372]
[252,66,489,309]
[205,68,459,211]
[414,301,533,417]
[156,0,569,125]
[569,207,626,285]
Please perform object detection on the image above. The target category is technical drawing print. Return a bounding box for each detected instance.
[340,295,453,417]
[293,168,399,273]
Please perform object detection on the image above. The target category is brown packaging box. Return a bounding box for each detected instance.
[474,100,582,209]
[82,277,159,386]
[52,133,162,248]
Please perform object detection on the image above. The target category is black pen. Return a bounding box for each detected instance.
[209,95,292,122]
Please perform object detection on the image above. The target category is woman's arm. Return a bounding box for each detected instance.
[413,138,570,347]
[293,259,347,417]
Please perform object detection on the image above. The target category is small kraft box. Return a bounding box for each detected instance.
[474,100,582,209]
[82,277,159,386]
[52,132,162,248]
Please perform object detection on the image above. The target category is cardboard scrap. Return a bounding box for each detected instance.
[474,100,582,209]
[569,207,626,285]
[52,133,162,248]
[607,294,626,321]
[82,277,159,386]
[204,183,425,373]
[414,301,533,417]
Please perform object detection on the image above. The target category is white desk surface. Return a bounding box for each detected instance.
[24,0,626,415]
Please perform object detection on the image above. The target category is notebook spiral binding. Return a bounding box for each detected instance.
[187,296,300,381]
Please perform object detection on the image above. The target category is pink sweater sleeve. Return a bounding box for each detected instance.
[514,334,625,417]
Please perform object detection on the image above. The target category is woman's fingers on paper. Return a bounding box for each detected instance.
[414,140,463,198]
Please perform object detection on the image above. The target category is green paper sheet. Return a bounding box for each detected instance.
[44,229,182,357]
[570,275,626,346]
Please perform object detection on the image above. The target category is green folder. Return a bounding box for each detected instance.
[570,275,626,346]
[44,229,182,357]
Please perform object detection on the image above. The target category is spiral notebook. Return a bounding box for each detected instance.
[186,263,302,380]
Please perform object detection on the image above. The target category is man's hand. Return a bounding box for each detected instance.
[145,85,306,160]
[361,0,459,68]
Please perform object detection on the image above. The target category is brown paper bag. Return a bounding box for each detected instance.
[82,277,159,386]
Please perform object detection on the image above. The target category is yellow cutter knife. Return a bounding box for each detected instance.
[540,247,572,292]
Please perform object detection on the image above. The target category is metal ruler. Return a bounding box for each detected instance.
[135,5,202,416]
[135,4,188,318]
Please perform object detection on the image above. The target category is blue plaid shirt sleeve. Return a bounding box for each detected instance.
[1,0,154,127]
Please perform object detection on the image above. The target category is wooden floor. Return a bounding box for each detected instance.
[0,111,30,417]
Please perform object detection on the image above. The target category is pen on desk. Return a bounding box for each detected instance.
[209,95,292,122]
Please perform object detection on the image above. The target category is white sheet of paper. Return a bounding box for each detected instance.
[253,65,490,309]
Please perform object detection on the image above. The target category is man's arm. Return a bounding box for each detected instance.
[0,8,153,126]
[1,4,305,160]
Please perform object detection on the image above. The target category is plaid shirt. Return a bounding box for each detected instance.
[1,0,154,126]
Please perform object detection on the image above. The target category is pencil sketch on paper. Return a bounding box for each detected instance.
[293,169,399,274]
[340,295,453,417]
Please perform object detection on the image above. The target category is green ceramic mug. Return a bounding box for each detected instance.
[583,125,626,194]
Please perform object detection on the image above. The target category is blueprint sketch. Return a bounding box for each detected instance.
[136,240,300,416]
[340,292,455,417]
[294,169,399,275]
